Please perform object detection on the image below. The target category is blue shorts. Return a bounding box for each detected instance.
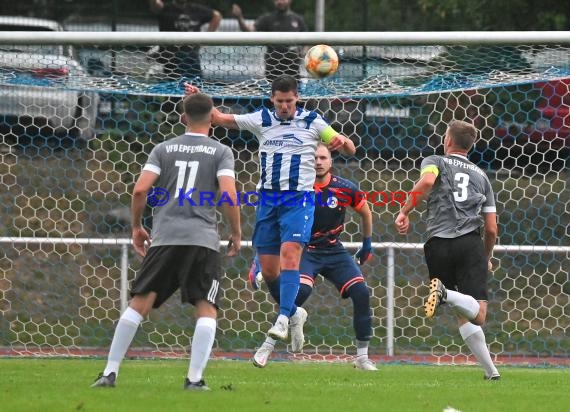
[299,248,365,298]
[252,191,315,252]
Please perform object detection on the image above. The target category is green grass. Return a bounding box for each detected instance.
[1,358,569,412]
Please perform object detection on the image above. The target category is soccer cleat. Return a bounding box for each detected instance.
[289,307,308,352]
[252,343,275,368]
[91,372,116,388]
[484,374,501,381]
[248,257,262,291]
[354,357,378,371]
[424,278,447,318]
[184,378,211,391]
[268,316,289,341]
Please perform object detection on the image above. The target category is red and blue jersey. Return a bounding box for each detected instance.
[307,174,366,252]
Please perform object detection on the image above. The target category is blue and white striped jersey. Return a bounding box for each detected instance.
[235,107,336,191]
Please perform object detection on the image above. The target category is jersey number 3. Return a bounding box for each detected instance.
[453,172,469,202]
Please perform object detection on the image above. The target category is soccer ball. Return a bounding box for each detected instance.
[304,44,339,78]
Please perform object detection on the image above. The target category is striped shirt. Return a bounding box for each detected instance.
[235,108,337,191]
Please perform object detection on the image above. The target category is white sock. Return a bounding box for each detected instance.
[263,336,277,347]
[276,314,289,324]
[188,317,217,383]
[446,290,480,320]
[356,340,369,358]
[459,322,499,377]
[104,307,143,377]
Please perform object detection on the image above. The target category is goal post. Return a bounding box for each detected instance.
[0,30,568,362]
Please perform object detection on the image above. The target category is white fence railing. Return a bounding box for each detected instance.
[2,237,568,356]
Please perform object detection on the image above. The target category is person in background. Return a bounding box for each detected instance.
[150,0,221,80]
[232,0,307,81]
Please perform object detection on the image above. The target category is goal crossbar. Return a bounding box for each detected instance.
[1,31,570,46]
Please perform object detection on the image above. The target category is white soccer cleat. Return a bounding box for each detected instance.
[268,316,289,341]
[289,307,308,352]
[354,356,378,371]
[252,343,274,368]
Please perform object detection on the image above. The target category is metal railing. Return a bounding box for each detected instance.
[1,237,568,356]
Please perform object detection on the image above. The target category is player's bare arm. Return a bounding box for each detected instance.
[328,133,356,156]
[218,175,242,256]
[207,10,222,32]
[232,4,254,31]
[395,171,436,234]
[131,170,159,257]
[483,212,498,270]
[148,0,164,13]
[184,83,239,129]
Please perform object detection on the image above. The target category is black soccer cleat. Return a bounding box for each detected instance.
[91,372,116,388]
[184,378,211,391]
[485,374,501,381]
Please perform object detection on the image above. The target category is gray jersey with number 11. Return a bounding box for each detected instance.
[420,154,496,239]
[142,133,235,250]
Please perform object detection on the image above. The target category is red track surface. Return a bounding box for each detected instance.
[1,347,569,367]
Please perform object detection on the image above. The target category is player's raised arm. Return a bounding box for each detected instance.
[184,83,238,129]
[328,133,356,156]
[318,123,356,156]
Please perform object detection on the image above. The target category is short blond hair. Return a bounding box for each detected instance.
[447,120,477,150]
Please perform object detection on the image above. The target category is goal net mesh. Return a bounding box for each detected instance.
[0,40,568,362]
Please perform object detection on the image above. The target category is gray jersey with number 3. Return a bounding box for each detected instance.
[421,154,496,239]
[142,133,235,250]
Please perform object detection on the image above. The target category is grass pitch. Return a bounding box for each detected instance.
[1,358,569,412]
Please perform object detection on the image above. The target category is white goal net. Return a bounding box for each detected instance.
[0,30,568,363]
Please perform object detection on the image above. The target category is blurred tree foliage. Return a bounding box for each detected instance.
[1,0,569,30]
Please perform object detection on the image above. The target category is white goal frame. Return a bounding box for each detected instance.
[1,30,568,360]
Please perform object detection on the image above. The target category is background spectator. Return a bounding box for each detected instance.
[232,0,307,81]
[149,0,221,80]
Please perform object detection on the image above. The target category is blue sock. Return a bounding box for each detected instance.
[267,276,300,317]
[295,284,312,306]
[279,269,299,317]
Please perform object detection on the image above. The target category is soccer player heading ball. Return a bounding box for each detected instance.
[186,75,355,348]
